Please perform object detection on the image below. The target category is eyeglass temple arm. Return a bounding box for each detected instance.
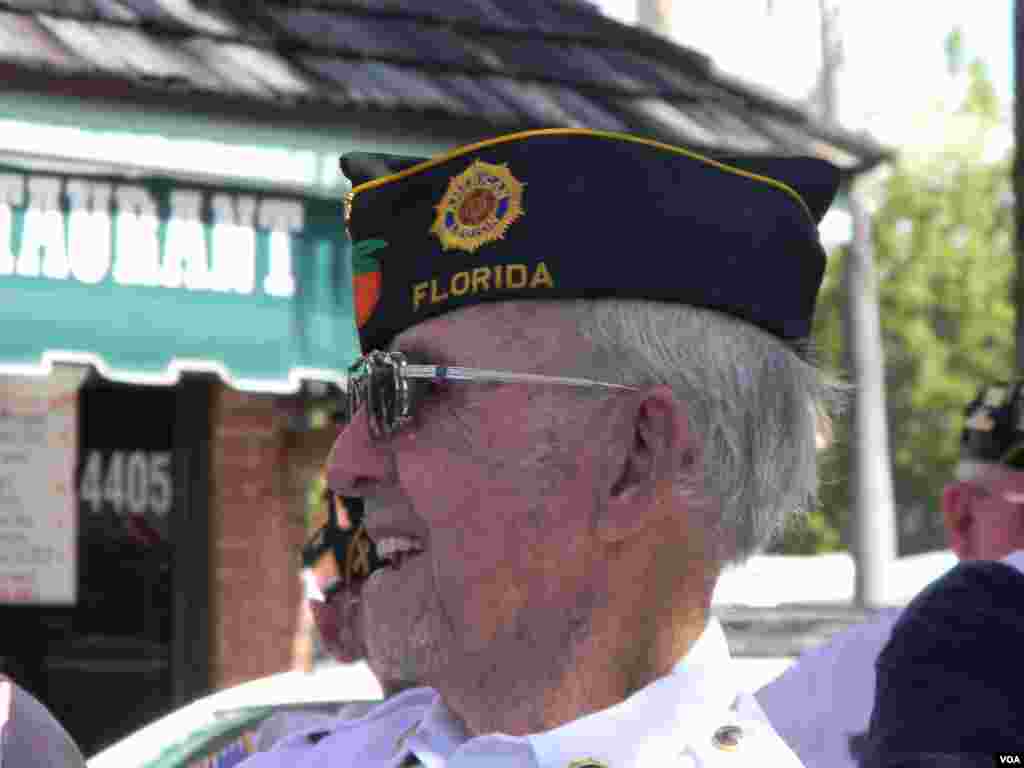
[402,364,638,391]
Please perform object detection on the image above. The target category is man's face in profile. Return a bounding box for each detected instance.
[945,463,1024,560]
[328,303,616,695]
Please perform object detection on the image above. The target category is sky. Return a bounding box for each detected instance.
[596,0,1014,148]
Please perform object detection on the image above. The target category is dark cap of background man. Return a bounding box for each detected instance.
[859,559,1024,762]
[958,379,1024,479]
[339,128,841,353]
[0,676,86,767]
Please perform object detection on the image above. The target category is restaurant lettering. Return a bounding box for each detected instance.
[0,172,304,297]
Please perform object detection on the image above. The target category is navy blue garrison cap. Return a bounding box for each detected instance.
[340,129,841,352]
[960,380,1024,469]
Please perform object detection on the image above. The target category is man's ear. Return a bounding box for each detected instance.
[941,482,974,560]
[598,386,695,544]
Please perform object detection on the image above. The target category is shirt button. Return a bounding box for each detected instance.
[711,724,744,752]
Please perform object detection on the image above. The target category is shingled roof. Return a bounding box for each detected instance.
[0,0,889,174]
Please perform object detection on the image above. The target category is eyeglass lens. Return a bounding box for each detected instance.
[339,353,436,438]
[367,356,398,436]
[339,353,403,438]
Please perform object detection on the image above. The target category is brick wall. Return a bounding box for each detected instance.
[208,384,336,689]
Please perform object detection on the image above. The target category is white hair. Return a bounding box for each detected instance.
[567,299,844,564]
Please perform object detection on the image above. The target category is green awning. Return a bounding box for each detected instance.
[0,164,359,392]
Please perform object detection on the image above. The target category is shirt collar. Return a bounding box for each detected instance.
[1001,549,1024,576]
[405,690,473,768]
[415,619,751,768]
[525,617,738,768]
[353,686,436,722]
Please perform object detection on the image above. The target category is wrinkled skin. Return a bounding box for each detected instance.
[326,302,714,736]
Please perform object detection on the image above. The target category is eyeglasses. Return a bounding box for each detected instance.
[339,350,639,440]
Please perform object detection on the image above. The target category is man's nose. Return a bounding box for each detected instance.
[326,404,396,495]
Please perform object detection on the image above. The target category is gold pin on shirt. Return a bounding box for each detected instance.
[712,724,744,751]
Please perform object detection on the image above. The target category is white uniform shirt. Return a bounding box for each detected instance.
[756,549,1024,768]
[243,618,805,768]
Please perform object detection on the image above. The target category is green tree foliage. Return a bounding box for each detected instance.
[771,54,1012,554]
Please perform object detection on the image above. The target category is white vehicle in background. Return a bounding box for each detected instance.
[87,661,382,768]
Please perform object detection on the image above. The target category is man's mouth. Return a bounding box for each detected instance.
[376,536,425,570]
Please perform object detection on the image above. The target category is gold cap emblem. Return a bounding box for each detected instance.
[431,160,524,253]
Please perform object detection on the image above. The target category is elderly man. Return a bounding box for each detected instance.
[758,379,1024,767]
[856,382,1024,765]
[313,128,843,768]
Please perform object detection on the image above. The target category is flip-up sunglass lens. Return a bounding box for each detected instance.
[341,353,413,438]
[368,359,399,436]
